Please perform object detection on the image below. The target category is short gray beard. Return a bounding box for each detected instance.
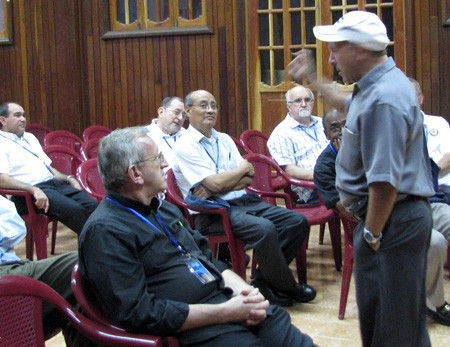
[297,109,311,118]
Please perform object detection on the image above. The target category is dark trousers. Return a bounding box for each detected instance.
[354,198,432,347]
[194,193,309,293]
[439,184,450,206]
[12,179,97,235]
[182,305,316,347]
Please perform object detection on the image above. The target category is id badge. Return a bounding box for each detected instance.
[186,257,215,284]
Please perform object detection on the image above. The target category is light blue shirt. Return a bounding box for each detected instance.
[0,195,26,262]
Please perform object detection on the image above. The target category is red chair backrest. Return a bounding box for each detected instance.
[44,130,84,154]
[164,169,195,227]
[240,130,270,157]
[82,125,112,142]
[230,135,247,156]
[80,138,101,160]
[25,123,52,147]
[44,145,84,176]
[76,159,106,203]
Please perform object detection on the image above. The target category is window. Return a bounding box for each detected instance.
[0,0,12,45]
[103,0,213,39]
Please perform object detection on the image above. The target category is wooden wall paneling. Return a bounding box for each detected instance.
[209,19,220,107]
[195,35,205,90]
[225,0,236,137]
[125,39,135,126]
[139,38,150,124]
[132,38,143,126]
[173,36,184,98]
[158,37,168,99]
[429,1,440,115]
[421,2,432,106]
[35,0,48,125]
[404,0,415,78]
[47,0,59,130]
[217,25,229,134]
[166,37,176,97]
[111,41,121,129]
[188,35,198,93]
[18,0,29,113]
[180,36,191,97]
[202,33,212,93]
[146,37,156,124]
[152,38,163,112]
[119,39,129,127]
[439,2,449,118]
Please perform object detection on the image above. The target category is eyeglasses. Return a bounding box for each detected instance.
[135,152,165,165]
[324,121,346,134]
[190,103,219,111]
[164,107,188,119]
[288,98,314,106]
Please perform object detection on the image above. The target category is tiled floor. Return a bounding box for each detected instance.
[15,222,450,346]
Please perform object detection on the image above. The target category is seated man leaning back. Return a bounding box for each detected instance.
[78,127,316,347]
[173,89,316,307]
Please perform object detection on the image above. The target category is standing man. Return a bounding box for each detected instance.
[146,96,187,170]
[289,11,434,346]
[268,86,328,203]
[79,127,316,347]
[409,78,450,204]
[173,90,316,307]
[0,102,97,235]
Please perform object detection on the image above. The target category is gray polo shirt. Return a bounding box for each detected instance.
[336,57,434,213]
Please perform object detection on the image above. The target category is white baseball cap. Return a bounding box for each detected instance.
[313,11,390,51]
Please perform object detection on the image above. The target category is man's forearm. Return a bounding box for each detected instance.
[365,182,397,236]
[0,173,36,193]
[201,165,251,194]
[284,164,314,181]
[437,153,450,177]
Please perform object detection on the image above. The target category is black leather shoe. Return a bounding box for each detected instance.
[251,279,293,307]
[284,283,317,303]
[427,302,450,326]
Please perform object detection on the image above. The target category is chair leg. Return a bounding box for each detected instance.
[34,217,49,260]
[250,250,257,279]
[228,239,247,281]
[25,221,34,260]
[328,216,342,271]
[338,246,354,320]
[295,237,309,284]
[319,223,325,245]
[51,220,58,254]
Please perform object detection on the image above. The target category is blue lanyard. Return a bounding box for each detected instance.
[328,142,337,155]
[163,136,176,150]
[106,197,186,255]
[200,138,219,173]
[0,133,53,174]
[300,126,319,142]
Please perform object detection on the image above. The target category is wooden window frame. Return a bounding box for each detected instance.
[102,0,213,40]
[0,0,13,45]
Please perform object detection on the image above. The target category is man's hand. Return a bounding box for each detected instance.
[367,240,381,252]
[192,184,214,199]
[332,137,341,152]
[238,287,268,326]
[222,289,269,326]
[239,160,255,178]
[287,49,317,84]
[31,187,49,213]
[67,177,82,190]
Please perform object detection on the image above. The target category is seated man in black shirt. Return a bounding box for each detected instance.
[314,109,450,326]
[78,127,316,347]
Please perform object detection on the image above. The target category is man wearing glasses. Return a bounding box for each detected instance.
[146,96,187,170]
[267,86,328,204]
[172,90,316,307]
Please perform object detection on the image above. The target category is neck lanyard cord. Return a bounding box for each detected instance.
[106,197,185,254]
[200,138,219,173]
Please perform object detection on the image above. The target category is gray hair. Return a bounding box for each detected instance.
[184,91,195,106]
[98,126,149,191]
[408,77,422,94]
[161,96,184,108]
[285,87,314,103]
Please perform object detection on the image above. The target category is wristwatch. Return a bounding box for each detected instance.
[363,228,382,244]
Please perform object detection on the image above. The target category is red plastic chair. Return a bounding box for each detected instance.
[230,135,247,156]
[80,138,101,160]
[164,169,248,280]
[44,145,84,176]
[240,130,288,190]
[43,130,84,154]
[0,189,55,260]
[244,153,342,272]
[76,159,106,203]
[71,264,179,347]
[333,209,358,320]
[25,123,52,147]
[82,125,112,142]
[0,275,166,347]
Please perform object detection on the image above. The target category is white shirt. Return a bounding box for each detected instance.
[424,112,450,186]
[173,125,246,201]
[267,114,328,202]
[0,195,26,262]
[0,130,54,185]
[146,119,186,171]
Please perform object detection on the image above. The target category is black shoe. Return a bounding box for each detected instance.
[251,279,293,307]
[284,283,317,303]
[427,302,450,326]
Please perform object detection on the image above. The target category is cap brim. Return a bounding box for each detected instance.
[313,26,347,43]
